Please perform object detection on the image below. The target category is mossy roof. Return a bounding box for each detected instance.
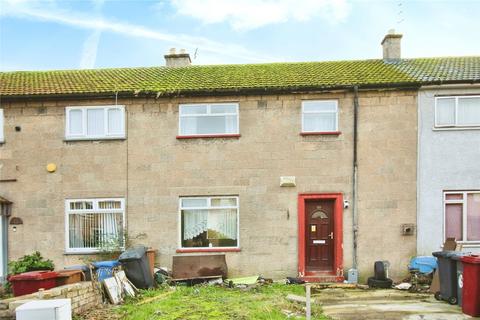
[1,57,479,98]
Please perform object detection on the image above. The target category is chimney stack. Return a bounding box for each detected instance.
[381,29,402,61]
[164,48,191,67]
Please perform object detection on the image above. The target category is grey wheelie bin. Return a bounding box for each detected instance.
[451,252,472,307]
[432,251,470,305]
[119,246,154,289]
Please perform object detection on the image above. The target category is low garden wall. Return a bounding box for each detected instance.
[0,281,102,319]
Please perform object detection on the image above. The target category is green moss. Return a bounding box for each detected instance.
[1,57,478,97]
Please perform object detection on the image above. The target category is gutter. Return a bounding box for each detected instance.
[0,82,421,102]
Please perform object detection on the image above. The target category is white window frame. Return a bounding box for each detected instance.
[178,103,239,136]
[435,96,480,128]
[301,100,339,133]
[65,105,126,140]
[0,109,4,143]
[65,198,126,253]
[443,191,480,244]
[178,196,240,250]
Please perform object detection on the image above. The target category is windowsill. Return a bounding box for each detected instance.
[455,242,480,247]
[300,131,341,136]
[64,251,100,255]
[64,249,124,255]
[433,126,480,131]
[176,134,241,139]
[176,248,241,253]
[64,137,127,142]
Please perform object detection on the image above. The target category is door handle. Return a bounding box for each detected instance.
[328,232,334,239]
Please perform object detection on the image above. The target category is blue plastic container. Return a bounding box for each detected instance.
[92,260,120,281]
[409,256,438,274]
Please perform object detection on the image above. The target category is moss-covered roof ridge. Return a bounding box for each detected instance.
[1,56,479,98]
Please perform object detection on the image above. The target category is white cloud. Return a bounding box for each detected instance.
[79,29,102,69]
[1,0,273,63]
[169,0,351,31]
[79,0,104,69]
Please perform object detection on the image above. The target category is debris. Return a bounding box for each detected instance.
[172,254,227,280]
[137,291,174,306]
[227,276,258,285]
[286,294,308,304]
[207,277,223,285]
[114,271,137,297]
[409,256,437,274]
[395,282,412,290]
[368,261,393,289]
[286,277,305,285]
[103,277,123,304]
[119,246,155,289]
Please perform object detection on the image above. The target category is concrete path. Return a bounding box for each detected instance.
[312,288,472,320]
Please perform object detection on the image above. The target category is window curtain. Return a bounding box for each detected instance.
[304,113,336,131]
[467,194,480,241]
[458,98,480,125]
[207,209,237,240]
[87,109,105,136]
[436,99,455,125]
[445,203,463,241]
[183,210,208,240]
[69,212,122,249]
[108,108,123,134]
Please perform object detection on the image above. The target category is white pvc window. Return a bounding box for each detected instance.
[179,103,239,136]
[302,100,338,132]
[65,106,125,140]
[65,198,125,253]
[179,196,239,249]
[435,96,480,128]
[0,109,4,143]
[444,191,480,243]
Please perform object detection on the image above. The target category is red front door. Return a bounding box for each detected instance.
[305,199,334,272]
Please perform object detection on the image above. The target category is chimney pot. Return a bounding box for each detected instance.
[381,30,402,61]
[164,48,191,67]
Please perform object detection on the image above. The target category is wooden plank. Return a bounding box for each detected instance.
[103,277,123,304]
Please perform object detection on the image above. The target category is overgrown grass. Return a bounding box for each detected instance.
[116,283,328,320]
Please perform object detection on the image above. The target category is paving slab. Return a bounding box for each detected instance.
[312,288,471,320]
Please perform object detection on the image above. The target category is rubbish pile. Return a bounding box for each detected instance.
[363,238,480,318]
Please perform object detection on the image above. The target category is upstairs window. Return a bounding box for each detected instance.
[435,96,480,128]
[65,106,125,140]
[65,198,125,253]
[302,100,338,133]
[179,103,239,136]
[444,191,480,243]
[180,196,239,249]
[0,109,4,143]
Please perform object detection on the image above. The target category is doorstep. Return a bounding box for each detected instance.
[301,275,345,283]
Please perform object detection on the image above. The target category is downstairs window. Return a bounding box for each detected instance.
[65,198,125,253]
[180,196,239,248]
[444,191,480,242]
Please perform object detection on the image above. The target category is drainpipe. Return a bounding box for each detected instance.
[352,86,359,270]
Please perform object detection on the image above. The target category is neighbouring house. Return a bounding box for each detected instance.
[417,85,480,256]
[0,31,479,283]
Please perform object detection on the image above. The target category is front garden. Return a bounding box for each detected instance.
[78,283,328,320]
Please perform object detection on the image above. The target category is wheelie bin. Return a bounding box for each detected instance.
[451,254,466,307]
[432,251,469,305]
[460,255,480,317]
[118,245,154,289]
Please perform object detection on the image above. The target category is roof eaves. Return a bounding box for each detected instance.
[0,82,423,101]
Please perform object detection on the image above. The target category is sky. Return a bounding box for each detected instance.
[0,0,479,71]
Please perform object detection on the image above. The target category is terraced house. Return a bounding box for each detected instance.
[0,32,479,283]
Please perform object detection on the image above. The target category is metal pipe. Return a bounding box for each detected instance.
[352,86,359,269]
